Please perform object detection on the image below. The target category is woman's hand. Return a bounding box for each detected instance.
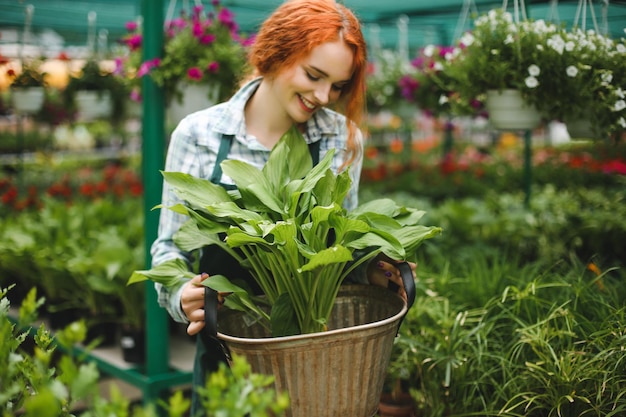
[181,273,207,335]
[181,273,228,336]
[366,255,417,302]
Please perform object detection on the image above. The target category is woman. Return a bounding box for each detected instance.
[150,0,414,413]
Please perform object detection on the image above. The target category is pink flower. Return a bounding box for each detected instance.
[124,34,143,51]
[200,34,216,45]
[137,58,160,77]
[207,62,219,73]
[192,21,203,37]
[113,57,125,75]
[125,21,138,32]
[240,34,256,47]
[218,8,238,32]
[602,159,626,175]
[187,67,203,80]
[130,88,142,102]
[192,5,203,19]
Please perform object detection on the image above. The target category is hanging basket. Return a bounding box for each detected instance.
[486,89,541,131]
[566,117,596,139]
[11,87,45,114]
[167,83,219,126]
[216,285,408,417]
[75,90,112,121]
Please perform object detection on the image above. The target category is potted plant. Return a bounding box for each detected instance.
[63,59,127,123]
[398,44,484,118]
[366,49,414,119]
[129,125,442,416]
[448,8,626,136]
[116,1,249,124]
[7,61,47,114]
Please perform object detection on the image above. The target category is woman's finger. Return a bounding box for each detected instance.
[187,320,205,336]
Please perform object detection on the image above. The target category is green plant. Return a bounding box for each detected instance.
[366,49,411,114]
[63,59,129,123]
[1,286,289,417]
[130,125,442,336]
[399,45,483,117]
[449,8,626,138]
[116,1,249,105]
[7,62,47,88]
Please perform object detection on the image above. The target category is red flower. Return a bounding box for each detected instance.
[1,186,18,204]
[57,51,70,61]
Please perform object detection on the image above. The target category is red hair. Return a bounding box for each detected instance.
[247,0,367,166]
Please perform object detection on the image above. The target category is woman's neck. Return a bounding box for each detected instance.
[244,80,295,150]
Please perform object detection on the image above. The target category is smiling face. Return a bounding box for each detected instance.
[269,39,355,124]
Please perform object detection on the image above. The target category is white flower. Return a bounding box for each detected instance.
[566,66,578,77]
[460,32,474,47]
[565,41,575,52]
[618,117,626,128]
[490,49,499,55]
[614,100,626,112]
[423,45,435,57]
[528,64,540,76]
[547,35,565,54]
[616,88,625,99]
[504,34,514,44]
[601,72,613,85]
[438,95,449,105]
[525,76,539,88]
[618,43,626,54]
[433,62,444,71]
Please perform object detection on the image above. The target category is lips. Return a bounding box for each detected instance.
[298,94,316,112]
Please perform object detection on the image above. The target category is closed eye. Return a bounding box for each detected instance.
[306,71,346,92]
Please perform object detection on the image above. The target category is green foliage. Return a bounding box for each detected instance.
[386,252,626,416]
[63,60,129,124]
[8,62,47,88]
[195,354,290,417]
[116,2,249,104]
[132,126,441,336]
[366,50,411,113]
[0,286,288,417]
[448,8,626,138]
[0,195,146,330]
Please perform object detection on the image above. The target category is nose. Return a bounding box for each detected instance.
[313,82,332,105]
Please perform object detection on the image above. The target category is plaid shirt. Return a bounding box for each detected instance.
[151,77,364,323]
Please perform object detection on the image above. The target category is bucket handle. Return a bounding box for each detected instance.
[203,261,416,341]
[201,286,232,365]
[395,261,416,334]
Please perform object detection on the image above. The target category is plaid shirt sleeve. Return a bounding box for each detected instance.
[150,118,206,324]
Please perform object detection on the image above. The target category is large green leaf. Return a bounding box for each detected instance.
[173,220,226,252]
[350,198,401,218]
[201,275,270,324]
[128,258,194,286]
[221,160,284,214]
[205,202,265,223]
[299,245,353,272]
[263,125,312,192]
[162,171,232,208]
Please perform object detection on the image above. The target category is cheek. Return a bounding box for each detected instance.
[329,89,343,103]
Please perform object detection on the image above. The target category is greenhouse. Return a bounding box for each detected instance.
[1,0,625,416]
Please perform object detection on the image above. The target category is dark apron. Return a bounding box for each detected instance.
[190,134,320,415]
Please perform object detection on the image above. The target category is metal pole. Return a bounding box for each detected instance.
[141,0,168,405]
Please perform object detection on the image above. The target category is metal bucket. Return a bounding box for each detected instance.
[217,284,407,417]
